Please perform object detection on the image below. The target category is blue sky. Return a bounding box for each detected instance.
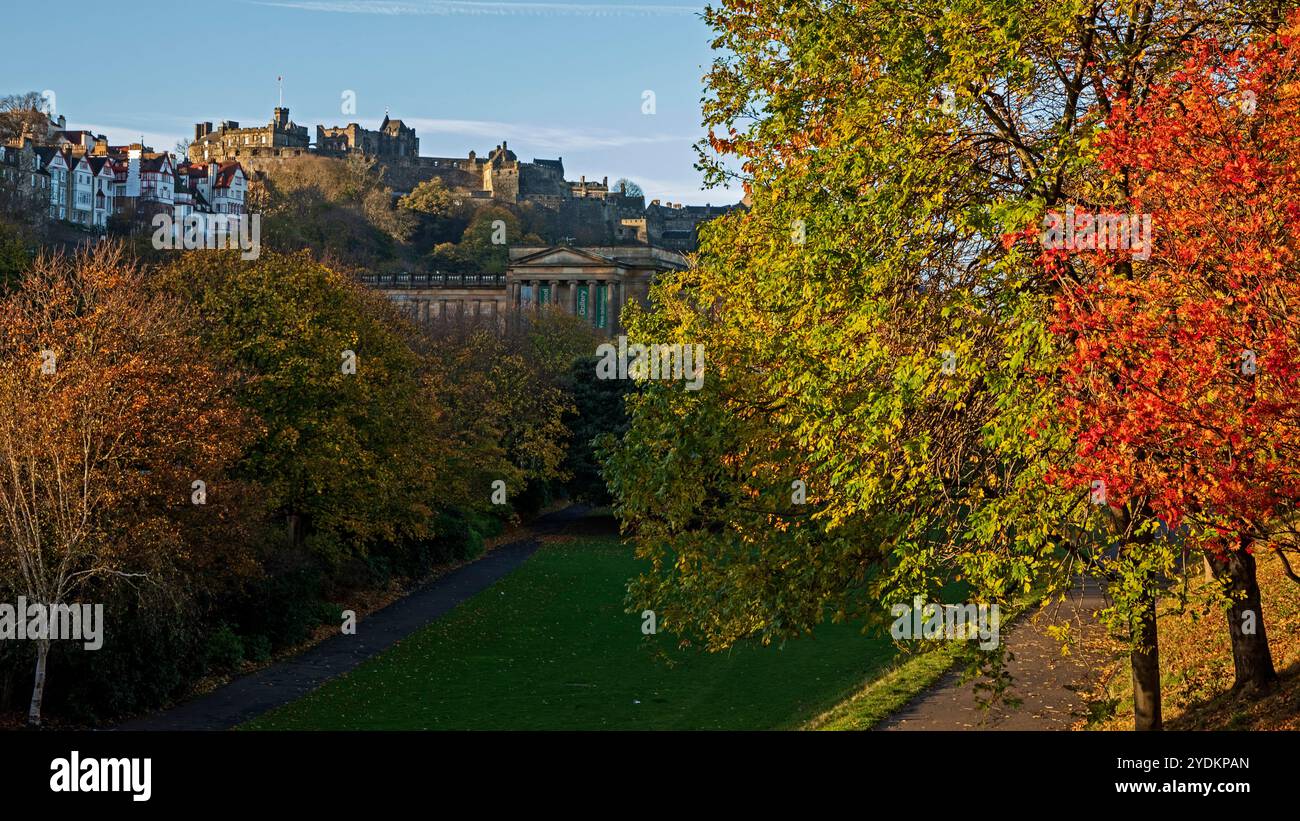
[0,0,737,205]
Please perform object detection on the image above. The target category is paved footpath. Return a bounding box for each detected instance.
[118,505,588,731]
[877,578,1111,730]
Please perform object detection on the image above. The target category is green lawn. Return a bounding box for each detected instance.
[245,535,905,730]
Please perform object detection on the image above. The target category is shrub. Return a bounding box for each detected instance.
[204,624,245,673]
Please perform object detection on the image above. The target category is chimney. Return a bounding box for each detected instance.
[580,175,585,184]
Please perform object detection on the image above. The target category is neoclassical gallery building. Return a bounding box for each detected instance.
[363,245,689,334]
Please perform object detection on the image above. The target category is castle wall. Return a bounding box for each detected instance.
[192,109,740,250]
[381,159,481,195]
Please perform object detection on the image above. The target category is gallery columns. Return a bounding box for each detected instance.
[508,276,621,333]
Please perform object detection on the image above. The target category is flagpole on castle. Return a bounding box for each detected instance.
[278,76,283,108]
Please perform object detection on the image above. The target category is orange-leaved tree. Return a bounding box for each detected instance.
[0,243,250,725]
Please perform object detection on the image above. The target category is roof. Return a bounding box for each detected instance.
[138,155,172,173]
[34,146,66,165]
[54,130,97,143]
[213,161,243,189]
[508,244,688,272]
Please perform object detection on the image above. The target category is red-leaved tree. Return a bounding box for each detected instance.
[1047,18,1300,705]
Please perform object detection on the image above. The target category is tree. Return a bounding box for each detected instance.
[159,250,450,564]
[413,306,593,517]
[0,92,49,143]
[0,244,249,725]
[564,353,632,504]
[1041,19,1300,695]
[399,177,461,218]
[400,178,471,254]
[459,207,521,273]
[0,221,32,292]
[606,0,1293,726]
[611,178,643,198]
[251,157,412,266]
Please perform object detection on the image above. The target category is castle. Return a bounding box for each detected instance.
[187,106,741,251]
[190,107,311,162]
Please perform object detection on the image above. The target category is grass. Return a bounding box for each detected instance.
[803,586,1048,730]
[245,534,910,730]
[804,643,965,730]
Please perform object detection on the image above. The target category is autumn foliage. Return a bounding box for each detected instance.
[1044,19,1300,692]
[0,245,252,723]
[1050,24,1300,542]
[0,241,592,725]
[610,0,1300,731]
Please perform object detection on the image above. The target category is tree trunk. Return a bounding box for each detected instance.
[27,638,49,727]
[286,511,301,548]
[1130,591,1162,731]
[1209,543,1277,693]
[1110,505,1163,731]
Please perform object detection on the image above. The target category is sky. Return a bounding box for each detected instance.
[0,0,737,205]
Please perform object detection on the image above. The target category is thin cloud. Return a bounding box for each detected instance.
[249,0,700,18]
[76,123,186,154]
[632,173,735,205]
[400,117,694,153]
